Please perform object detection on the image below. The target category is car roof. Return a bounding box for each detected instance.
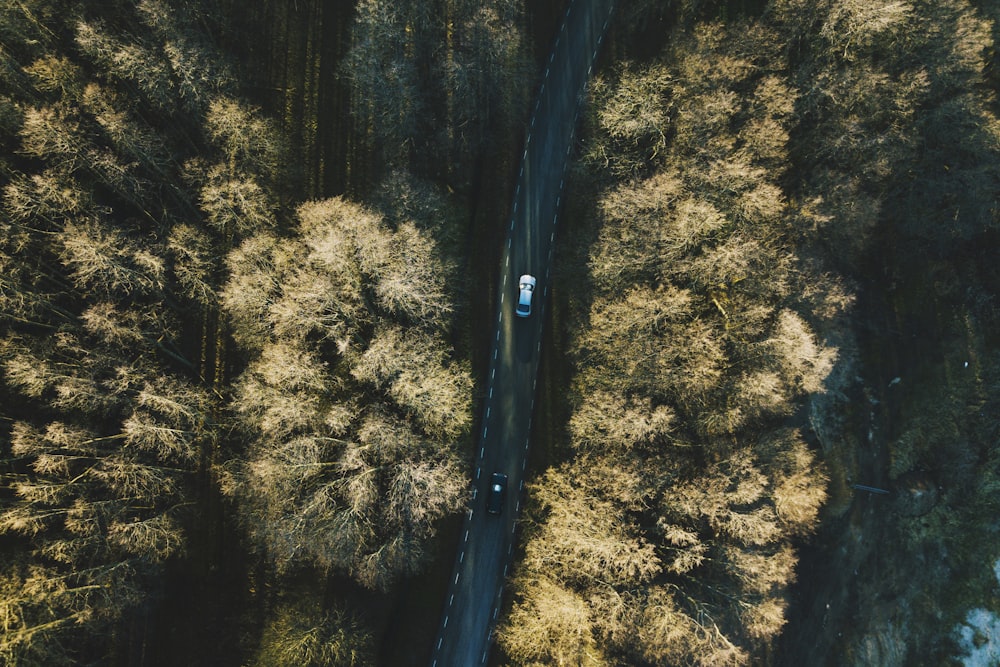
[518,275,536,285]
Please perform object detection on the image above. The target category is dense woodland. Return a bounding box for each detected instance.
[0,0,998,666]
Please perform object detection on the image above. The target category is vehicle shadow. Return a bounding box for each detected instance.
[515,320,536,363]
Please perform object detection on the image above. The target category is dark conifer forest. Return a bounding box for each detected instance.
[0,0,998,665]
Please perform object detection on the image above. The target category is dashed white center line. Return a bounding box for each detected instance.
[435,2,614,658]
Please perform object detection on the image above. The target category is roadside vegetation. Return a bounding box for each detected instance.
[0,0,527,664]
[500,1,1000,665]
[500,15,844,665]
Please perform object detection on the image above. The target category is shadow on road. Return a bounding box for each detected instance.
[515,320,536,363]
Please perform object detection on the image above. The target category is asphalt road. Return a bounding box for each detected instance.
[429,2,614,665]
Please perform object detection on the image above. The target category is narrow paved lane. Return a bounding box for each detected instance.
[429,2,614,665]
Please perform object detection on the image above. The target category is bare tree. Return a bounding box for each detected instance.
[223,195,470,589]
[253,600,374,667]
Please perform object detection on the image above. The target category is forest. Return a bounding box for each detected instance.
[0,0,998,666]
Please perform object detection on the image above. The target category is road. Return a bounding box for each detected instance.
[429,1,614,665]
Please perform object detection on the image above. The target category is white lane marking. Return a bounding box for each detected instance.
[545,66,550,78]
[437,638,442,650]
[455,572,460,584]
[550,231,555,244]
[505,254,510,267]
[503,564,508,577]
[522,459,527,471]
[444,615,449,628]
[459,551,464,563]
[491,368,495,380]
[489,386,494,399]
[465,529,470,542]
[450,594,454,606]
[519,480,524,490]
[480,446,485,458]
[493,607,499,620]
[500,291,504,303]
[507,237,511,249]
[476,468,481,480]
[493,348,498,360]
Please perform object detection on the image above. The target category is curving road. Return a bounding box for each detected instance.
[429,1,614,665]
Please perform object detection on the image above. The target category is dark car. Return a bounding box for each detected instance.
[487,472,508,515]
